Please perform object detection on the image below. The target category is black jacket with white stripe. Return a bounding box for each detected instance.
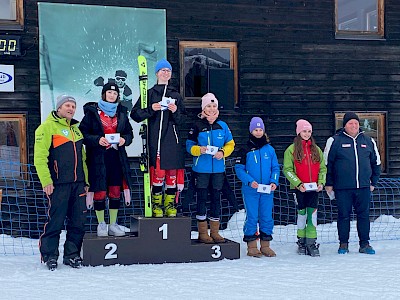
[323,128,381,190]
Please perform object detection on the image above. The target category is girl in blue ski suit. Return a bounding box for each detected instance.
[186,93,235,244]
[235,117,280,257]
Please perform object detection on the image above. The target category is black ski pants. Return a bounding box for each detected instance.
[40,182,87,261]
[335,187,371,247]
[195,172,224,221]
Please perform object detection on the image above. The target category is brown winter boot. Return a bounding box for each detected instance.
[210,220,225,243]
[247,240,262,257]
[260,240,276,257]
[197,221,214,244]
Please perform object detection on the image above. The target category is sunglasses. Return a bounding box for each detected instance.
[115,77,126,81]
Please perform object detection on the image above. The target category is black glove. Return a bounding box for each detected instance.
[94,76,104,86]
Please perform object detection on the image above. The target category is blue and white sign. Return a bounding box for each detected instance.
[0,65,15,92]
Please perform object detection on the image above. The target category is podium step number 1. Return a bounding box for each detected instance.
[82,216,240,266]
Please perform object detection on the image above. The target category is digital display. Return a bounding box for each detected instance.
[0,35,21,56]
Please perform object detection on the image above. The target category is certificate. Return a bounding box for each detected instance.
[105,133,120,144]
[257,184,271,194]
[205,145,219,155]
[327,190,335,200]
[304,182,318,191]
[159,97,176,110]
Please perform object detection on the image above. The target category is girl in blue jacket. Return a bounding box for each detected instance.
[186,93,235,244]
[235,117,280,257]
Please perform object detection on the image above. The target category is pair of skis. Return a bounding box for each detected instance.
[138,55,152,217]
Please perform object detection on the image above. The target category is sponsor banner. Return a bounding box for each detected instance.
[0,65,15,92]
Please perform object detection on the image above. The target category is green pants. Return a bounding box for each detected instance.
[297,207,317,239]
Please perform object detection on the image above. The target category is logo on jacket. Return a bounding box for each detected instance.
[71,127,81,137]
[217,132,223,139]
[361,144,367,148]
[62,129,69,136]
[263,152,269,159]
[341,144,351,148]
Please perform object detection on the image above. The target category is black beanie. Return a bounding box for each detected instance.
[343,112,360,127]
[115,70,127,77]
[102,82,120,97]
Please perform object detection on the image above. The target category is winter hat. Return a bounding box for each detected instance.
[249,117,265,133]
[155,58,172,73]
[201,93,218,110]
[296,119,312,135]
[102,82,120,97]
[343,112,360,127]
[115,70,127,78]
[56,95,76,110]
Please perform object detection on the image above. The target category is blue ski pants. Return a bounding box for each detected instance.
[243,189,274,238]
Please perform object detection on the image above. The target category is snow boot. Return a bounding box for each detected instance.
[152,194,163,217]
[306,238,320,257]
[46,258,58,271]
[108,223,126,237]
[97,221,108,237]
[247,240,262,258]
[296,237,307,255]
[164,194,177,217]
[260,240,276,257]
[359,244,375,255]
[63,256,83,268]
[197,221,214,244]
[338,243,349,254]
[210,220,225,243]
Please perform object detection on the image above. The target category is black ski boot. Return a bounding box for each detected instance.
[296,237,307,255]
[63,256,83,268]
[306,238,320,257]
[46,258,58,271]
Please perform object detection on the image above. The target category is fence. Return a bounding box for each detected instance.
[1,158,399,255]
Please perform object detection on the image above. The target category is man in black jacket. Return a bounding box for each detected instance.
[324,112,381,255]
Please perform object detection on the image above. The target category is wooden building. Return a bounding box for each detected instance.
[1,0,400,176]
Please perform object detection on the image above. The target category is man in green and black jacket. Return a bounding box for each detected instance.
[34,95,88,270]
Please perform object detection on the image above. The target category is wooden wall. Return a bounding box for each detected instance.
[1,0,400,175]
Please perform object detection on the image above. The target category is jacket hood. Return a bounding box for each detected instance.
[83,101,98,113]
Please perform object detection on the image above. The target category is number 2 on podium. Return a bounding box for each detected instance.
[105,243,118,260]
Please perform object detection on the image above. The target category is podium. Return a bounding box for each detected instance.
[82,216,240,266]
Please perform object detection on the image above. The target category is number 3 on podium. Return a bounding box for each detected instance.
[211,245,221,259]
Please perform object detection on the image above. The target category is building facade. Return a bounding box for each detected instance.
[1,0,399,175]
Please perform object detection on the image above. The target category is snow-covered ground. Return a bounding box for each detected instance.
[1,210,399,300]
